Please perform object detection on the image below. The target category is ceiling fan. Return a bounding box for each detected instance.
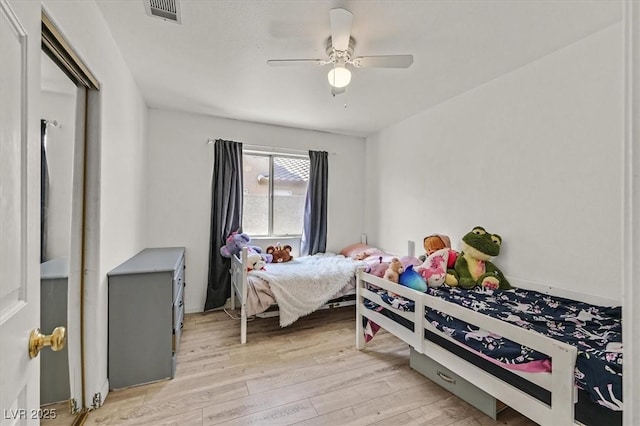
[267,7,414,96]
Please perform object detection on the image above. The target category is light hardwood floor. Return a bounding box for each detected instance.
[39,401,78,425]
[84,307,538,425]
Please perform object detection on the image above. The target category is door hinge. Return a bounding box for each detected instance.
[68,398,79,414]
[91,393,102,409]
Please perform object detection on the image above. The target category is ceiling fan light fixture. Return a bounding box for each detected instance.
[327,65,351,88]
[266,8,413,95]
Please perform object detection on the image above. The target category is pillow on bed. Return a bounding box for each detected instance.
[340,243,375,258]
[400,256,422,268]
[417,248,450,288]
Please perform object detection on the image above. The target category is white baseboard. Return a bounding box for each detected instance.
[186,304,204,314]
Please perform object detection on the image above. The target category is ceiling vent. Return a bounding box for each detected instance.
[143,0,182,24]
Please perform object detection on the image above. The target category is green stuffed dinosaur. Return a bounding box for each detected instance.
[445,226,511,290]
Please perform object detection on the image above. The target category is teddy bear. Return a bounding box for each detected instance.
[382,257,404,297]
[383,257,403,283]
[266,244,293,263]
[418,234,458,268]
[445,226,511,290]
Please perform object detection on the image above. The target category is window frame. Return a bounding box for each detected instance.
[242,150,309,238]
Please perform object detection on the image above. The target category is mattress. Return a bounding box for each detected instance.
[362,286,623,426]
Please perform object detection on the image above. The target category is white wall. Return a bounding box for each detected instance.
[145,109,365,313]
[41,0,148,406]
[365,22,623,300]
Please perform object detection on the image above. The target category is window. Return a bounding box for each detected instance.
[242,153,310,237]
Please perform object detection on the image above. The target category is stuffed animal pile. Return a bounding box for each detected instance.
[411,233,458,288]
[368,227,510,293]
[419,234,458,268]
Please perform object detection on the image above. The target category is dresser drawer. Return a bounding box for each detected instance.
[172,304,184,352]
[410,348,506,420]
[174,254,185,278]
[173,282,184,326]
[173,267,184,303]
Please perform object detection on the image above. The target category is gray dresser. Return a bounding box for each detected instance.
[108,247,185,389]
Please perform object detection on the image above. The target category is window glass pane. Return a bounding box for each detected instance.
[273,156,309,236]
[242,155,269,236]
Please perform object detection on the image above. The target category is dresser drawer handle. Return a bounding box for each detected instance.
[173,322,184,334]
[437,371,456,384]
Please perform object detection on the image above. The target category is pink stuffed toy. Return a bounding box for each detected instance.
[417,248,454,288]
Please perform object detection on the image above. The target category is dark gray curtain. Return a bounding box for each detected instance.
[40,120,50,263]
[301,150,328,255]
[204,139,243,311]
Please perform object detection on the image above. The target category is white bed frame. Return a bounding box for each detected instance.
[229,247,356,344]
[355,269,620,426]
[229,247,250,344]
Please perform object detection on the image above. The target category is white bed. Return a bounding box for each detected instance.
[230,246,366,344]
[355,269,622,426]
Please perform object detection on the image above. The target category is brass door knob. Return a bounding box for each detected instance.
[29,326,66,359]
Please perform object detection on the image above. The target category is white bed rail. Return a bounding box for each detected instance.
[230,247,249,344]
[355,268,579,426]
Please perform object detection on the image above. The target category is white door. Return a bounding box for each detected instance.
[0,0,41,423]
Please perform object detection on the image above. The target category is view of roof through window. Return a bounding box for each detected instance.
[243,154,309,236]
[271,157,309,182]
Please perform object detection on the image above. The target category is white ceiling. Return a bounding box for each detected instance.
[95,0,621,137]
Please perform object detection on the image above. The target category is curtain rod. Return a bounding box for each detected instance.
[206,139,336,156]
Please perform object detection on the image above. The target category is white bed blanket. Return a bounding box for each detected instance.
[249,253,365,327]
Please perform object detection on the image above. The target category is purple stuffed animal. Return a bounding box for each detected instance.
[220,232,273,263]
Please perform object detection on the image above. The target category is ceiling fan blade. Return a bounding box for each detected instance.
[267,59,326,67]
[353,55,414,68]
[329,8,353,51]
